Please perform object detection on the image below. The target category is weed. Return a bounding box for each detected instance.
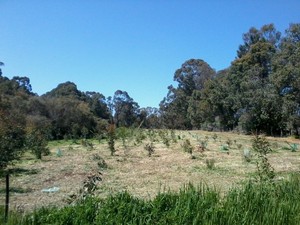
[200,139,208,149]
[56,148,62,157]
[80,172,102,197]
[144,142,155,157]
[206,158,216,170]
[92,154,108,170]
[182,139,193,157]
[220,145,229,153]
[226,138,233,147]
[236,143,243,149]
[170,129,178,143]
[285,142,298,152]
[212,133,218,142]
[81,139,94,150]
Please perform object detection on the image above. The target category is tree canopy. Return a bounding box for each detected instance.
[1,23,300,141]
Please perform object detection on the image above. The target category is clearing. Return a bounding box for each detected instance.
[0,130,299,213]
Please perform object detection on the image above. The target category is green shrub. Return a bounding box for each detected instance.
[26,129,49,159]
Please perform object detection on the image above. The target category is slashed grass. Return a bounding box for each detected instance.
[0,130,299,213]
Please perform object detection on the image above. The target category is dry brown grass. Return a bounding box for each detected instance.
[0,130,299,212]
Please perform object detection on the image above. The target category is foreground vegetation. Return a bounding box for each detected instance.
[0,128,299,224]
[1,173,300,225]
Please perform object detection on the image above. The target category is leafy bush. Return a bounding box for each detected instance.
[236,143,243,149]
[26,129,49,159]
[0,111,26,170]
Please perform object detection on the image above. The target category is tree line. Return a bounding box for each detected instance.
[0,23,299,169]
[160,23,300,137]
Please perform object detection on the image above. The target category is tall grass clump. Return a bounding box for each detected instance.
[23,196,100,225]
[215,174,300,224]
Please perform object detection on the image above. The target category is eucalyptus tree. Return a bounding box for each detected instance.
[160,59,216,129]
[223,24,282,134]
[271,23,300,135]
[112,90,139,127]
[0,61,4,76]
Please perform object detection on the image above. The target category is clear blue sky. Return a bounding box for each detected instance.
[1,1,299,108]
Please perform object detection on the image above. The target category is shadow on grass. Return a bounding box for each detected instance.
[0,168,40,178]
[0,187,33,194]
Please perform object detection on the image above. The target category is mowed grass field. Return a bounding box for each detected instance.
[1,130,299,212]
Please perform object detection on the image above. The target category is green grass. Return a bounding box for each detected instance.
[2,174,300,225]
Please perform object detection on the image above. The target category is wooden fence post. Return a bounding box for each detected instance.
[5,173,9,222]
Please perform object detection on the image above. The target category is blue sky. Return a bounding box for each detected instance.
[1,1,300,108]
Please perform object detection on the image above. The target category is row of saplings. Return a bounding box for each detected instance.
[2,133,300,224]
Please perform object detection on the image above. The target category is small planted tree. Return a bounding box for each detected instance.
[158,130,170,148]
[182,139,194,159]
[116,127,129,150]
[252,135,275,182]
[170,129,178,143]
[107,124,116,156]
[25,116,50,159]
